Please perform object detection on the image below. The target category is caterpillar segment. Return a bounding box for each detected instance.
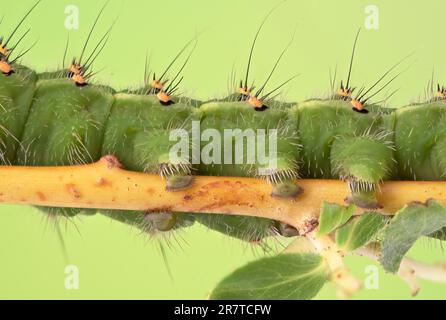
[101,209,195,236]
[9,4,115,217]
[294,99,395,209]
[193,100,300,240]
[317,29,406,208]
[0,65,36,166]
[98,38,200,233]
[195,213,278,243]
[191,16,302,240]
[0,2,42,165]
[394,98,446,181]
[99,92,199,232]
[119,36,201,189]
[15,78,115,217]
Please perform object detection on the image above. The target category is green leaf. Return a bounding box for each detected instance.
[317,202,355,236]
[335,212,389,251]
[380,200,446,273]
[210,253,328,300]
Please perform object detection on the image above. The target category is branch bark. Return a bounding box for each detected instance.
[1,156,446,233]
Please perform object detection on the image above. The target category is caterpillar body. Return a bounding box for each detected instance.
[4,1,446,300]
[0,2,445,245]
[1,60,446,239]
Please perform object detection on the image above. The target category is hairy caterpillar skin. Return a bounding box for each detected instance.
[101,93,198,183]
[196,101,299,188]
[295,99,395,208]
[296,100,393,179]
[394,100,446,180]
[195,213,277,241]
[101,210,196,235]
[16,78,114,167]
[0,65,36,165]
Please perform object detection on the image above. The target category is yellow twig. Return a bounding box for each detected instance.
[1,156,446,233]
[306,232,362,298]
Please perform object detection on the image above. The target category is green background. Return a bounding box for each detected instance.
[1,0,445,299]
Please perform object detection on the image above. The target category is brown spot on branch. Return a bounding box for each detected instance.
[0,157,446,230]
[65,183,81,199]
[101,155,123,169]
[36,191,46,201]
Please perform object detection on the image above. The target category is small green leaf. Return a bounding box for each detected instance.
[317,202,355,236]
[335,212,389,251]
[380,200,446,273]
[210,253,328,300]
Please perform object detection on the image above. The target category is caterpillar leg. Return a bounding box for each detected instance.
[258,156,301,198]
[195,213,277,242]
[101,210,195,235]
[331,134,394,208]
[134,133,194,191]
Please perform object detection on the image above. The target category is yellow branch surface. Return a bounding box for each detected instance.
[1,156,446,231]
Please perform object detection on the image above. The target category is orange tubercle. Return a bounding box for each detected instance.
[69,63,82,75]
[157,91,171,104]
[248,95,263,109]
[337,87,352,98]
[0,44,8,57]
[72,73,87,86]
[0,60,13,75]
[151,79,164,91]
[238,86,251,96]
[434,91,446,99]
[351,99,364,110]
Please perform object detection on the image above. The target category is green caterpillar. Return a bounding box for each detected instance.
[1,2,445,246]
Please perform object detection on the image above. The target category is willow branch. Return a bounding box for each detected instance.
[284,236,361,298]
[1,156,446,233]
[306,232,362,298]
